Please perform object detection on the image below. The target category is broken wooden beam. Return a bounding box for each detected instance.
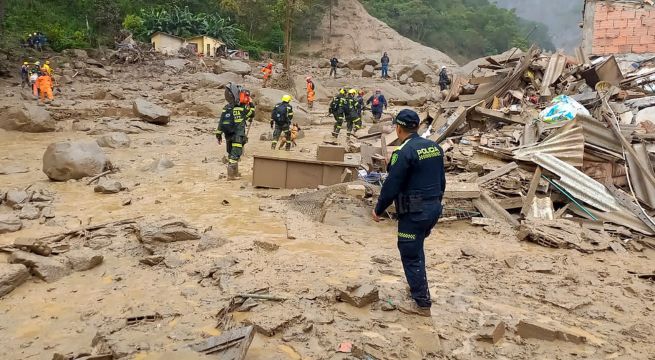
[476,162,518,184]
[472,191,520,226]
[521,167,542,217]
[444,182,481,199]
[190,325,255,358]
[473,107,526,125]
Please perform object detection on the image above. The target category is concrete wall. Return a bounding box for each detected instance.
[152,34,184,55]
[187,37,224,57]
[584,0,655,56]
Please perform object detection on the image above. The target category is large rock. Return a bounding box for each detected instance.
[94,179,123,194]
[9,250,72,283]
[253,88,311,125]
[217,59,252,75]
[65,249,104,271]
[5,189,29,208]
[164,91,184,103]
[164,59,189,70]
[406,94,428,107]
[0,264,30,298]
[347,57,378,70]
[133,99,171,125]
[362,65,375,77]
[19,205,41,220]
[409,64,433,82]
[85,67,109,78]
[0,104,56,132]
[42,141,109,181]
[96,132,130,149]
[0,214,22,234]
[197,72,243,88]
[337,283,379,307]
[136,219,201,244]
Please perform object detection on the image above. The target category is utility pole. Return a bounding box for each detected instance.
[283,0,295,72]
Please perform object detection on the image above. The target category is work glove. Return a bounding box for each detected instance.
[216,133,222,145]
[270,120,274,129]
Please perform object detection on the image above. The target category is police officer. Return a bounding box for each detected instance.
[215,83,255,180]
[372,109,446,317]
[329,88,347,138]
[270,94,294,151]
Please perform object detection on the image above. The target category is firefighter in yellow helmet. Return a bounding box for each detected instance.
[270,95,294,151]
[345,89,362,137]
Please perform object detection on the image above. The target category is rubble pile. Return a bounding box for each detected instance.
[421,46,655,250]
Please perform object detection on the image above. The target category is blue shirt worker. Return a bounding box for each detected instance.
[372,109,446,317]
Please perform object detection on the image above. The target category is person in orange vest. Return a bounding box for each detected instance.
[306,76,316,109]
[262,61,273,88]
[35,73,54,103]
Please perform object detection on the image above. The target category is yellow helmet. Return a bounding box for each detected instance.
[348,89,357,95]
[23,62,28,65]
[339,88,346,95]
[281,95,292,103]
[46,61,50,65]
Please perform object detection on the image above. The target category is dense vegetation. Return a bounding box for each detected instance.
[361,0,555,63]
[0,0,554,62]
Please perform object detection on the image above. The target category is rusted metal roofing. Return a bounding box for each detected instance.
[531,153,622,212]
[513,120,584,167]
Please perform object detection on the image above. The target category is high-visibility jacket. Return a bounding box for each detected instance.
[35,75,53,90]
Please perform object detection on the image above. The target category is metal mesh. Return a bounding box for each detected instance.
[288,181,379,222]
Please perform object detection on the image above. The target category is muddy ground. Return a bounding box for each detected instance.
[0,58,654,360]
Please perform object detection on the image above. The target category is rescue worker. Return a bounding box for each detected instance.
[329,88,347,138]
[30,68,40,97]
[372,109,446,317]
[262,61,273,88]
[345,89,362,137]
[381,52,390,79]
[215,83,255,180]
[270,95,294,151]
[306,76,316,109]
[41,60,53,76]
[438,66,450,91]
[20,62,30,88]
[357,90,365,119]
[329,56,338,78]
[35,72,54,104]
[366,89,388,123]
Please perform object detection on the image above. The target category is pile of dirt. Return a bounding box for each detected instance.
[301,0,458,66]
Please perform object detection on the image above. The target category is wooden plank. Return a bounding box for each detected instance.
[472,191,520,226]
[473,107,526,125]
[444,182,481,199]
[497,196,525,210]
[521,167,542,217]
[191,325,255,359]
[476,162,518,184]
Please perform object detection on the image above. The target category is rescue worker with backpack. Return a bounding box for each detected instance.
[345,89,362,137]
[270,95,294,151]
[366,89,388,123]
[215,82,255,180]
[329,88,347,138]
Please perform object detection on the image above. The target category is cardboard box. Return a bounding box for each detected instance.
[317,145,345,162]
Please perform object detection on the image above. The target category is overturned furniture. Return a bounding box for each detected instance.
[252,154,358,189]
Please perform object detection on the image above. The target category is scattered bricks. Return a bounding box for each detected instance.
[254,240,280,252]
[477,319,506,344]
[346,184,367,199]
[337,284,379,308]
[516,319,587,344]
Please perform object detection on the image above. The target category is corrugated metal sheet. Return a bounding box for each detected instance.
[514,121,584,167]
[627,143,655,208]
[540,52,567,96]
[569,206,654,236]
[531,153,622,212]
[575,114,623,156]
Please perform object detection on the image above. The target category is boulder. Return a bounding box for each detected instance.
[164,59,189,70]
[347,57,378,70]
[406,94,428,107]
[143,157,174,172]
[133,99,171,125]
[0,104,56,132]
[316,59,331,68]
[399,74,409,85]
[92,89,108,100]
[0,264,30,298]
[85,58,104,67]
[136,219,201,244]
[151,82,165,91]
[97,132,130,149]
[42,141,110,181]
[5,189,29,208]
[217,59,252,75]
[0,214,22,234]
[197,72,243,88]
[397,65,413,78]
[108,87,124,99]
[65,249,104,271]
[60,75,73,84]
[9,250,72,282]
[253,88,311,125]
[94,179,123,194]
[362,65,375,77]
[85,67,109,78]
[409,64,432,82]
[19,205,41,220]
[164,91,184,103]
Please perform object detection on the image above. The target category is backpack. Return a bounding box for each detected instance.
[329,96,341,114]
[372,96,380,106]
[219,104,237,133]
[225,82,250,106]
[271,103,288,125]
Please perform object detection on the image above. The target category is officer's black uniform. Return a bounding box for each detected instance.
[374,110,446,308]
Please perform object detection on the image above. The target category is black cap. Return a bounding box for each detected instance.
[393,109,420,129]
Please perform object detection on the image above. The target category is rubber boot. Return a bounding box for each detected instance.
[227,163,240,180]
[285,142,291,151]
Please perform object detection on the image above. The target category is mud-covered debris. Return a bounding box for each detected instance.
[5,189,29,208]
[516,319,587,344]
[13,238,52,256]
[132,99,171,125]
[19,204,41,220]
[65,249,104,271]
[477,318,505,344]
[0,214,23,234]
[337,342,353,353]
[242,304,303,337]
[337,283,379,307]
[254,240,279,252]
[371,255,393,265]
[0,263,30,298]
[352,343,386,359]
[236,298,259,312]
[346,184,367,199]
[196,233,229,252]
[136,219,201,243]
[190,325,255,359]
[94,179,123,194]
[460,246,480,257]
[142,157,174,172]
[9,250,72,282]
[139,255,165,266]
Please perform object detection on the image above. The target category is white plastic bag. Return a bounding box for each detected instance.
[539,95,590,124]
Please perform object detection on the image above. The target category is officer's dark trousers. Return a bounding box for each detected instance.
[397,203,442,308]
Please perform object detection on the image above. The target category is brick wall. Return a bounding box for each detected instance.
[591,2,655,55]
